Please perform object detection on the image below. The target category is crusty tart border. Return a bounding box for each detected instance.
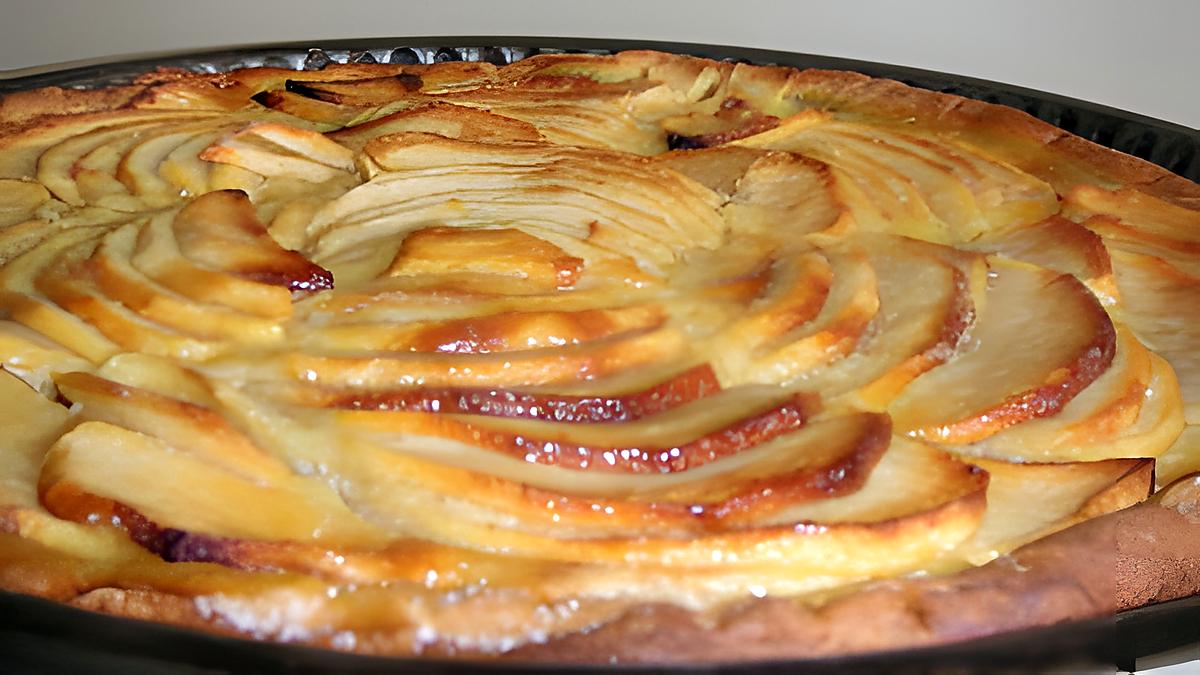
[1,52,1199,664]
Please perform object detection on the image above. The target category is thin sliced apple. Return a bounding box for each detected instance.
[0,368,70,509]
[199,122,356,183]
[889,257,1116,443]
[39,421,382,545]
[336,387,816,474]
[1156,425,1200,489]
[267,326,689,390]
[711,244,879,386]
[330,102,543,153]
[800,235,982,407]
[0,179,50,228]
[54,371,293,484]
[0,226,118,363]
[946,456,1152,566]
[1104,248,1200,425]
[952,330,1184,462]
[312,363,721,422]
[132,210,295,318]
[0,320,93,395]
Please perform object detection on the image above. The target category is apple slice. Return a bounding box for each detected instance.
[89,222,285,344]
[295,304,663,355]
[798,235,983,407]
[888,257,1117,443]
[1156,425,1200,488]
[0,179,50,228]
[386,227,584,291]
[946,456,1152,566]
[54,371,293,484]
[719,152,846,239]
[35,116,208,206]
[199,122,356,183]
[39,421,382,545]
[335,387,817,474]
[0,226,118,363]
[171,190,334,294]
[709,244,879,386]
[1105,249,1200,424]
[951,330,1183,462]
[307,135,725,271]
[132,210,295,318]
[312,363,720,422]
[0,368,70,509]
[0,320,93,395]
[330,102,543,153]
[962,215,1116,305]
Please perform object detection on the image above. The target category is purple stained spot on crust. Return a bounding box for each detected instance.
[162,530,243,567]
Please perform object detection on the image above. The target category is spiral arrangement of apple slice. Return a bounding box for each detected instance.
[0,50,1195,655]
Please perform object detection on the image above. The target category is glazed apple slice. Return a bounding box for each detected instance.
[719,151,847,239]
[336,386,817,474]
[946,456,1152,566]
[311,363,721,422]
[55,371,293,484]
[331,103,542,154]
[35,116,207,206]
[710,243,879,385]
[171,190,334,294]
[799,235,983,407]
[39,421,383,545]
[0,320,93,395]
[199,122,357,183]
[295,304,663,354]
[89,223,285,344]
[0,368,71,509]
[157,127,231,197]
[1105,248,1200,424]
[1156,425,1200,489]
[115,118,245,207]
[132,210,295,319]
[952,329,1184,462]
[0,226,119,363]
[888,257,1117,443]
[962,215,1117,306]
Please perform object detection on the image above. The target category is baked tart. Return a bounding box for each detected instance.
[0,49,1198,664]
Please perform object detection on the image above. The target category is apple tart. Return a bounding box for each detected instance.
[0,50,1199,663]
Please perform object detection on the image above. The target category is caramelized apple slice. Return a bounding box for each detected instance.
[54,371,293,484]
[719,151,846,239]
[171,190,333,294]
[269,326,688,390]
[337,387,816,474]
[386,227,583,290]
[296,304,663,354]
[1156,425,1200,488]
[953,330,1183,462]
[711,244,879,385]
[889,258,1116,443]
[314,363,720,423]
[948,456,1152,565]
[90,223,285,344]
[39,421,382,545]
[963,215,1116,304]
[800,236,982,407]
[330,102,543,153]
[0,226,119,363]
[199,122,356,183]
[1105,248,1200,424]
[132,210,294,318]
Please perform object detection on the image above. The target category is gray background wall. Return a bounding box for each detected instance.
[0,0,1197,128]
